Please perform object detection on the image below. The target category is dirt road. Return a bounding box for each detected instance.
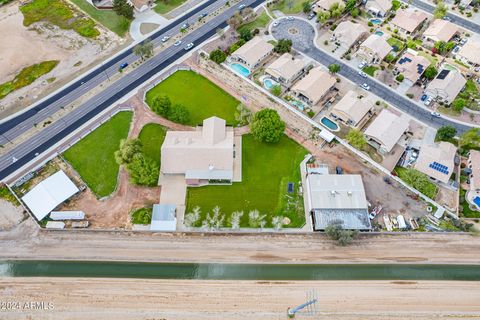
[1,220,480,264]
[0,278,479,319]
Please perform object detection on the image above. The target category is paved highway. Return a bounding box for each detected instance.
[0,0,264,180]
[271,19,471,133]
[404,0,480,34]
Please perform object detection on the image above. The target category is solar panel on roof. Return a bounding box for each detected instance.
[437,69,450,80]
[398,57,412,65]
[429,162,449,175]
[417,64,424,74]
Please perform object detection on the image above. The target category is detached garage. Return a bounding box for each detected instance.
[21,170,79,221]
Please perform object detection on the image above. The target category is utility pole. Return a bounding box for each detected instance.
[287,290,318,318]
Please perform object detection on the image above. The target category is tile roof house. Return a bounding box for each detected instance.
[425,69,466,104]
[291,67,336,105]
[415,142,457,184]
[130,0,151,12]
[365,0,392,17]
[332,21,368,51]
[356,34,392,64]
[468,150,480,192]
[390,9,428,36]
[456,39,480,67]
[423,19,459,43]
[160,117,236,185]
[364,109,410,154]
[330,90,375,128]
[230,36,274,69]
[313,0,341,12]
[265,53,306,85]
[394,50,431,85]
[306,174,371,231]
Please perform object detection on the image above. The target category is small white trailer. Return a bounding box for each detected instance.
[49,211,85,220]
[45,221,65,229]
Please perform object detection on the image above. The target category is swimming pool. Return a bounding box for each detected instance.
[375,30,384,36]
[473,196,480,209]
[320,117,339,131]
[370,18,383,25]
[230,63,251,77]
[291,100,305,111]
[263,78,278,90]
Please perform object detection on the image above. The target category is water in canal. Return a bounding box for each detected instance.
[0,261,479,281]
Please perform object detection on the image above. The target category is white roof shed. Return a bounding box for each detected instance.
[22,171,79,221]
[150,204,177,231]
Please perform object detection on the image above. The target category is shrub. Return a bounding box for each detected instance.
[394,28,398,33]
[270,84,282,96]
[406,93,414,99]
[368,21,373,26]
[131,207,152,224]
[325,222,358,246]
[396,74,404,82]
[274,39,293,53]
[209,49,226,64]
[250,109,286,143]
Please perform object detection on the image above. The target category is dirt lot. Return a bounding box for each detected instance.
[0,2,123,118]
[1,278,479,320]
[0,199,25,230]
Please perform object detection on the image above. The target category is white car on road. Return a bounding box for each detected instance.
[174,40,182,46]
[430,111,441,117]
[272,21,280,27]
[358,61,366,69]
[361,83,370,90]
[286,16,294,21]
[161,35,170,42]
[358,71,367,78]
[184,42,194,50]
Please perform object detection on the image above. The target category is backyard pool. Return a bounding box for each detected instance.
[473,196,480,209]
[320,116,339,131]
[290,100,305,111]
[263,78,278,90]
[370,18,383,25]
[230,63,251,77]
[375,30,384,36]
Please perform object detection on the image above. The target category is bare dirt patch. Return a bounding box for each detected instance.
[0,199,25,230]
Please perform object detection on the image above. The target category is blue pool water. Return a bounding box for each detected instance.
[370,18,382,25]
[473,196,480,208]
[230,63,250,77]
[375,30,384,36]
[291,100,305,111]
[263,78,278,90]
[321,117,339,131]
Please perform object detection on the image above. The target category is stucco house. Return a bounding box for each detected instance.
[230,36,274,70]
[330,90,375,128]
[456,39,480,68]
[394,50,431,86]
[291,67,336,105]
[265,53,306,86]
[425,69,466,104]
[423,19,459,44]
[365,0,392,17]
[415,142,457,184]
[390,9,428,36]
[331,21,368,52]
[364,109,410,154]
[356,34,392,64]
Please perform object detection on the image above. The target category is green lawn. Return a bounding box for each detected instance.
[394,167,438,199]
[145,70,239,126]
[186,134,308,228]
[131,207,153,224]
[238,11,271,33]
[460,189,480,218]
[138,123,167,166]
[270,0,305,14]
[69,0,130,37]
[20,0,100,38]
[63,111,132,197]
[363,66,378,77]
[0,60,58,100]
[154,0,187,14]
[387,37,405,52]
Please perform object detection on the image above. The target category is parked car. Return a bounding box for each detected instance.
[272,20,280,27]
[119,62,128,70]
[238,4,246,9]
[453,46,460,53]
[424,97,433,106]
[286,16,294,21]
[336,166,343,174]
[181,22,190,29]
[184,42,194,50]
[358,61,366,69]
[430,111,441,117]
[420,94,428,101]
[361,83,370,90]
[443,16,452,22]
[460,38,467,46]
[358,71,367,78]
[199,12,208,19]
[161,35,170,42]
[307,12,316,20]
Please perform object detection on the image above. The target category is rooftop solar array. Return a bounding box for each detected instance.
[416,63,425,74]
[437,69,450,80]
[429,161,449,175]
[398,56,412,65]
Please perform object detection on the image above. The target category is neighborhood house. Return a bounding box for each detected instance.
[456,39,480,68]
[468,150,480,193]
[265,53,306,85]
[330,90,375,128]
[415,142,457,184]
[364,109,410,154]
[291,67,336,105]
[423,19,459,43]
[390,9,428,36]
[425,69,466,104]
[230,36,274,70]
[394,50,431,86]
[331,21,368,52]
[365,0,392,17]
[160,117,239,185]
[313,0,341,12]
[356,34,392,64]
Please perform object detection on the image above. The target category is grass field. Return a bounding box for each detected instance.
[270,0,305,14]
[63,111,132,197]
[69,0,130,37]
[145,71,239,126]
[363,66,378,77]
[0,60,59,100]
[138,123,167,166]
[20,0,99,38]
[238,11,271,33]
[154,0,187,14]
[186,134,308,228]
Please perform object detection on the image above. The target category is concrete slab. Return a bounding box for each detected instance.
[233,136,242,182]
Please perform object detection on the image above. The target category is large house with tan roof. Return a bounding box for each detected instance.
[313,0,340,12]
[415,142,457,184]
[390,9,428,36]
[291,67,336,105]
[160,117,239,186]
[230,36,274,70]
[365,0,392,17]
[468,150,480,193]
[332,21,368,52]
[394,50,431,86]
[364,109,410,154]
[356,34,392,64]
[425,69,466,104]
[456,39,480,68]
[423,19,459,44]
[330,90,375,128]
[265,53,306,86]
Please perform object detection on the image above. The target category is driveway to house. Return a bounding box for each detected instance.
[270,18,474,133]
[159,174,187,230]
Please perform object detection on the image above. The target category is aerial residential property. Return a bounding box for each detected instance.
[230,36,274,70]
[330,90,375,128]
[455,39,480,68]
[313,0,341,12]
[265,53,306,85]
[415,142,457,185]
[331,21,368,53]
[468,150,480,194]
[291,67,336,105]
[364,109,410,154]
[390,9,428,36]
[423,19,459,44]
[356,34,392,64]
[365,0,392,17]
[394,50,431,86]
[425,69,466,104]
